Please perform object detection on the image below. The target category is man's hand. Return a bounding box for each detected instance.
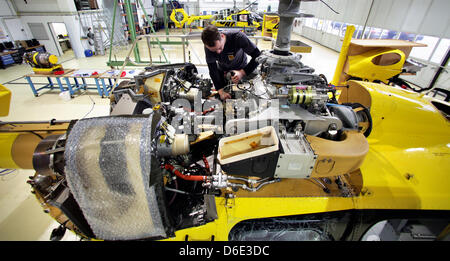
[218,88,231,100]
[231,69,246,84]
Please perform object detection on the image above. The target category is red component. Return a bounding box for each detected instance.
[202,155,210,173]
[202,108,215,115]
[164,164,206,181]
[120,71,126,77]
[54,70,64,75]
[92,71,98,76]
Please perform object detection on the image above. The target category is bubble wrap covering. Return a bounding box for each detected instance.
[64,116,166,240]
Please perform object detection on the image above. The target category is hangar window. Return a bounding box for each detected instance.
[362,26,371,39]
[398,32,416,41]
[380,29,398,39]
[339,24,358,38]
[311,18,319,29]
[353,25,364,39]
[323,20,332,33]
[368,28,383,39]
[304,18,314,28]
[339,23,348,37]
[330,21,341,35]
[430,38,450,64]
[317,19,324,31]
[410,35,439,61]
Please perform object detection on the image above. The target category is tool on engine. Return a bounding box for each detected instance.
[23,51,63,75]
[225,71,235,81]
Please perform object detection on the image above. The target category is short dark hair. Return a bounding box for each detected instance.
[201,25,221,47]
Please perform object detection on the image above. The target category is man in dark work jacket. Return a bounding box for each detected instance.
[201,25,261,100]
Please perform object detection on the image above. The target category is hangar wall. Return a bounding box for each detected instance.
[1,0,85,58]
[298,0,449,90]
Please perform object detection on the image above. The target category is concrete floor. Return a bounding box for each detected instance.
[0,30,340,241]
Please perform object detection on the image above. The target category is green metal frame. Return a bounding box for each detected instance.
[124,0,141,62]
[107,0,172,67]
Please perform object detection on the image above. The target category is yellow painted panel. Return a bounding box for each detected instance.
[0,84,11,117]
[352,81,450,210]
[347,48,405,82]
[331,25,355,85]
[164,196,355,241]
[0,133,19,169]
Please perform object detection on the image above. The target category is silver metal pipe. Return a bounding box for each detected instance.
[312,178,326,189]
[227,176,250,183]
[275,0,301,53]
[165,187,197,195]
[253,178,281,191]
[228,178,281,192]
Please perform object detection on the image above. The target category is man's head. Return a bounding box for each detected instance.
[202,25,226,54]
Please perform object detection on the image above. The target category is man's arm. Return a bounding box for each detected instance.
[205,47,231,100]
[207,62,225,90]
[242,47,261,76]
[237,32,261,75]
[231,46,261,83]
[208,62,231,100]
[231,32,261,82]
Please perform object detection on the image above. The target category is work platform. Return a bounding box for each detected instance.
[23,69,142,98]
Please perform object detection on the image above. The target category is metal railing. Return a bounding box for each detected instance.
[111,33,276,91]
[115,33,275,66]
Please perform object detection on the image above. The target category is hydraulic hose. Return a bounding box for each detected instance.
[202,155,210,173]
[164,163,207,181]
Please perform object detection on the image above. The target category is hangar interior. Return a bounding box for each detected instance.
[0,0,449,241]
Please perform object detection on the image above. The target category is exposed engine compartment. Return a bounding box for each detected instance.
[26,57,372,240]
[23,0,374,241]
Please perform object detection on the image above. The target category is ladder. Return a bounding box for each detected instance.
[78,9,129,56]
[107,0,169,66]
